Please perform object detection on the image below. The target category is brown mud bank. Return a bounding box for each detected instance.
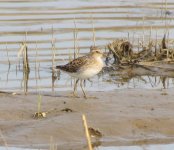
[0,89,174,149]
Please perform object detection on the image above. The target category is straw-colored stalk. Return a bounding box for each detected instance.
[6,42,11,82]
[23,31,30,71]
[23,45,29,95]
[149,26,152,44]
[165,0,170,48]
[138,38,140,52]
[73,18,80,88]
[51,26,56,92]
[37,94,42,115]
[82,114,93,150]
[73,17,79,59]
[18,42,30,94]
[91,15,96,46]
[51,26,56,70]
[23,45,30,71]
[142,16,145,47]
[6,42,10,67]
[132,32,135,46]
[155,28,158,56]
[35,41,38,91]
[35,41,38,71]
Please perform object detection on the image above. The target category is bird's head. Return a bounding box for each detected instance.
[90,46,105,58]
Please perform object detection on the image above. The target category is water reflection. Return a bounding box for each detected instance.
[0,0,174,93]
[97,143,174,150]
[0,147,37,150]
[103,63,174,90]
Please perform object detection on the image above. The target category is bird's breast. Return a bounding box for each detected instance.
[77,58,104,79]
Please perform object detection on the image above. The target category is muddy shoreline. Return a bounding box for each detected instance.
[0,88,174,149]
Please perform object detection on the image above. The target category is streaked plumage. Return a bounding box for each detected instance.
[56,47,104,98]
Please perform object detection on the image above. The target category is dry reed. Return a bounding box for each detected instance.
[91,14,96,46]
[82,114,93,150]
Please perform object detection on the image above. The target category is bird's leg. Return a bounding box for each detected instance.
[87,78,93,83]
[80,79,87,99]
[73,79,79,97]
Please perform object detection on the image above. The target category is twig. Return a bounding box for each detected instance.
[51,26,55,70]
[91,14,96,46]
[73,17,79,59]
[37,94,42,115]
[6,42,10,82]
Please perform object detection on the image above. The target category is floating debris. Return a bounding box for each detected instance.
[88,127,102,138]
[61,108,73,112]
[33,112,47,119]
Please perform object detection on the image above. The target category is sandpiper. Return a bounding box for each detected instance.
[56,47,104,98]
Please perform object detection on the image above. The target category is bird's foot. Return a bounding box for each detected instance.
[72,92,80,98]
[87,79,93,83]
[67,92,80,98]
[83,95,98,99]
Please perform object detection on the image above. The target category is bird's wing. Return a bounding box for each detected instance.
[59,55,90,73]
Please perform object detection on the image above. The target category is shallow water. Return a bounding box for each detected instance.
[0,147,37,150]
[97,143,174,150]
[0,0,174,93]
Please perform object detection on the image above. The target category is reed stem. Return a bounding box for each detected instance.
[82,114,93,150]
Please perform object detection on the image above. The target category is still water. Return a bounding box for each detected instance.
[98,143,174,150]
[0,0,174,93]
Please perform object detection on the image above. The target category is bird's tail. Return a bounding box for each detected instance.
[56,65,68,72]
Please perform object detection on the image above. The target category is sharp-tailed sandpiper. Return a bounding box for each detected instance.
[56,47,104,98]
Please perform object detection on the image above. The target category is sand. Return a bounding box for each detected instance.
[0,88,174,150]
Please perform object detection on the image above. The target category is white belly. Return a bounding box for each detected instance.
[79,67,102,79]
[67,66,102,79]
[64,57,104,79]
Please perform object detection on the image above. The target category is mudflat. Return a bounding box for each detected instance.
[0,88,174,150]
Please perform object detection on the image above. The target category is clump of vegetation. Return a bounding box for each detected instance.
[33,94,47,119]
[18,42,30,94]
[106,34,174,66]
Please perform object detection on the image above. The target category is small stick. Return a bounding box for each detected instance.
[51,26,55,70]
[51,26,56,92]
[91,14,96,46]
[35,41,38,91]
[37,94,42,115]
[142,16,145,47]
[132,32,135,46]
[155,28,158,56]
[6,42,10,82]
[73,17,79,59]
[149,26,152,44]
[82,114,93,150]
[6,42,10,67]
[138,37,140,52]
